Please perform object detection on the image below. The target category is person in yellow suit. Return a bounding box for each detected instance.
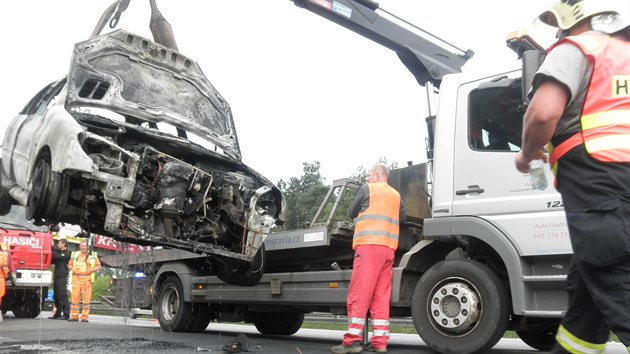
[0,242,17,323]
[68,239,100,322]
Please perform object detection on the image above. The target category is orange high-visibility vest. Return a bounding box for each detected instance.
[352,182,400,250]
[0,242,9,277]
[548,33,630,174]
[71,251,98,283]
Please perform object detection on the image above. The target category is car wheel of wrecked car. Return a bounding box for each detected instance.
[26,157,50,223]
[216,243,265,286]
[157,276,194,332]
[25,155,68,224]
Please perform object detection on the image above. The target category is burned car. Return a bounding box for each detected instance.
[0,29,284,285]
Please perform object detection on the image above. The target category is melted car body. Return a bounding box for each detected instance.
[0,30,284,285]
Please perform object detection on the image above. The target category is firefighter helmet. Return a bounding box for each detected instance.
[538,0,629,33]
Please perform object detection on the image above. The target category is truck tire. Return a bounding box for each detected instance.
[253,312,304,335]
[516,327,558,351]
[157,276,194,332]
[188,303,213,333]
[216,244,265,286]
[411,259,509,354]
[12,290,42,318]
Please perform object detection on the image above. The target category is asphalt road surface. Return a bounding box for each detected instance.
[0,312,628,354]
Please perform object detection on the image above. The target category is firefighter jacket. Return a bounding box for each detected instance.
[352,182,401,250]
[548,33,630,172]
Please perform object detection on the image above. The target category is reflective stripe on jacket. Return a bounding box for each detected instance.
[352,182,400,250]
[71,251,98,283]
[548,33,630,174]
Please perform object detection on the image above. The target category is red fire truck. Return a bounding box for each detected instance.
[0,205,52,318]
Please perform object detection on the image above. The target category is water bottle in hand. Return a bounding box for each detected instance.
[529,159,548,191]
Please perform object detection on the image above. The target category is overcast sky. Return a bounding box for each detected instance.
[0,0,550,184]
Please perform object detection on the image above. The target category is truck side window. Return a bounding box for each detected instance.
[468,78,524,152]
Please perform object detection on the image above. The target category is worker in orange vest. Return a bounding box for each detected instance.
[68,238,101,322]
[332,163,404,354]
[0,242,17,323]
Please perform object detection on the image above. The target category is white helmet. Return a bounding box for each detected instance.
[538,0,629,34]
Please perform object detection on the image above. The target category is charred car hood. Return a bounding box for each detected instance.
[66,29,241,160]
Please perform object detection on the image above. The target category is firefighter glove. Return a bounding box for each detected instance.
[10,272,17,286]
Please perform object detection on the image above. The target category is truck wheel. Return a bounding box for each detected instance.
[12,290,42,318]
[216,243,265,286]
[516,327,558,351]
[253,312,304,335]
[411,259,509,354]
[157,276,194,332]
[188,303,213,333]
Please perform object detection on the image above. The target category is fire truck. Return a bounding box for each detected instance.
[0,205,52,318]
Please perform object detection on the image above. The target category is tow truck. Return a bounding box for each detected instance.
[101,1,570,353]
[0,205,52,318]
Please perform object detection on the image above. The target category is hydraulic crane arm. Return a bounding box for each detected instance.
[292,0,474,87]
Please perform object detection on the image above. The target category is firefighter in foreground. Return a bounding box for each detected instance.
[332,163,404,354]
[68,238,101,322]
[0,241,16,323]
[515,0,630,352]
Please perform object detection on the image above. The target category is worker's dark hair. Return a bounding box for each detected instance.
[57,239,67,246]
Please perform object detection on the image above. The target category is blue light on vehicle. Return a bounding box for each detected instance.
[134,272,146,278]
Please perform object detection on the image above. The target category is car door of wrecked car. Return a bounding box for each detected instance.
[2,79,66,188]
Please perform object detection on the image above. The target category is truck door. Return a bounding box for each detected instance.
[451,73,572,257]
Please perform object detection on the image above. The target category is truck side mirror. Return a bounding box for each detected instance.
[521,49,545,104]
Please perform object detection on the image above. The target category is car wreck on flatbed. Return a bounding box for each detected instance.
[0,26,284,285]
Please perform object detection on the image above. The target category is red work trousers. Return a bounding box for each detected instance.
[343,244,395,349]
[70,275,92,320]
